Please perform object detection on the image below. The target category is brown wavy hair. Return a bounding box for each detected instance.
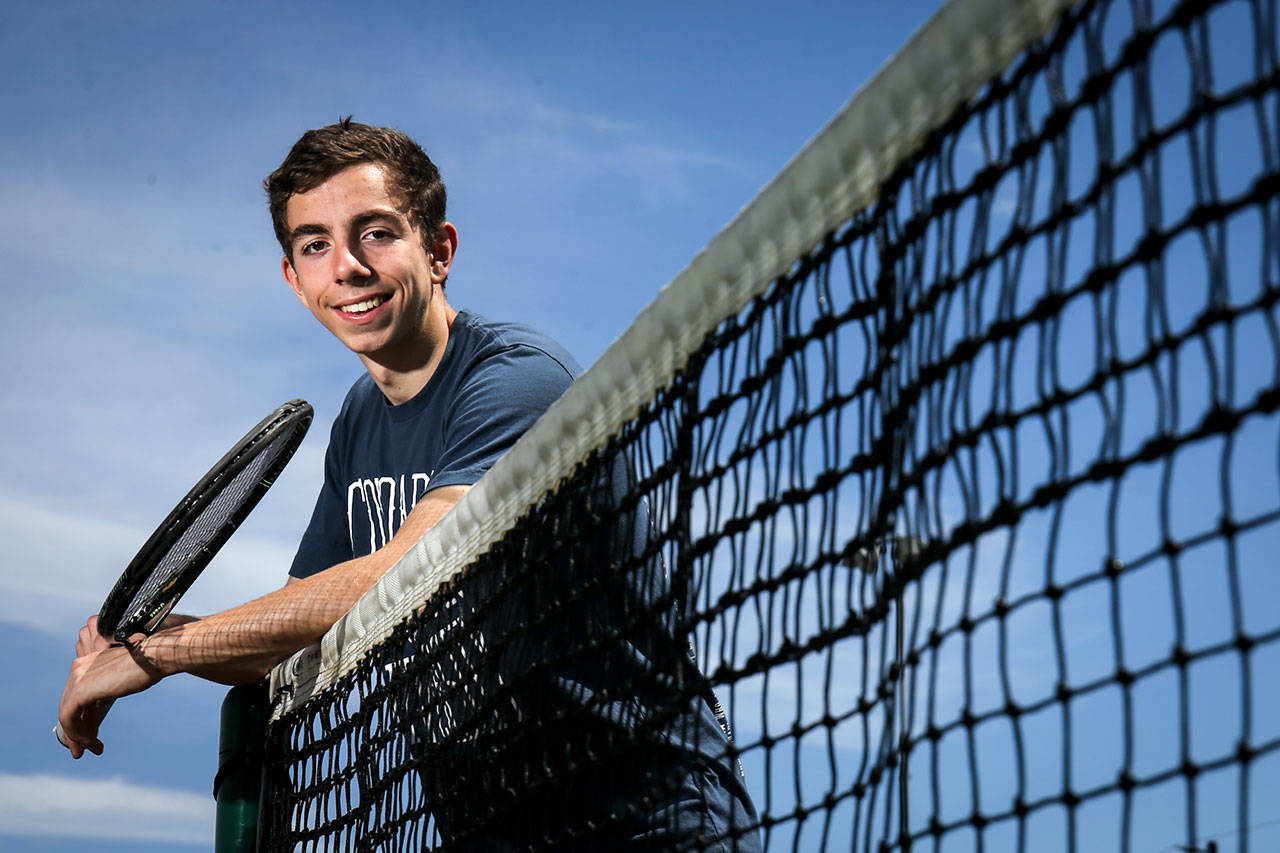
[265,117,447,262]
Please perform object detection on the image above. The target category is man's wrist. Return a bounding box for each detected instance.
[136,627,184,679]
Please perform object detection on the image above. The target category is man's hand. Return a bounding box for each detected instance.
[58,638,163,759]
[74,614,112,658]
[60,613,119,758]
[62,612,204,757]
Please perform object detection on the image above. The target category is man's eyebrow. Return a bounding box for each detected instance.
[350,208,405,231]
[288,223,329,246]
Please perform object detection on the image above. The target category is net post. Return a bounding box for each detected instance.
[214,683,269,853]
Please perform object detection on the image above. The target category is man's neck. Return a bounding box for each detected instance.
[360,305,459,406]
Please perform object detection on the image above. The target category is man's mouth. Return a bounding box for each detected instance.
[338,295,390,314]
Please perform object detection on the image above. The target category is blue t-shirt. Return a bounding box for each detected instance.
[290,309,579,578]
[288,309,760,849]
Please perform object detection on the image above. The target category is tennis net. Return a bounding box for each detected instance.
[261,0,1280,849]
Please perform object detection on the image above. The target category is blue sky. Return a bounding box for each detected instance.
[0,0,948,848]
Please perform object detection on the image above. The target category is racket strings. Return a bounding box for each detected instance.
[114,423,307,635]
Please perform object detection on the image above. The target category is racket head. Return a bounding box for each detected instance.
[97,399,313,641]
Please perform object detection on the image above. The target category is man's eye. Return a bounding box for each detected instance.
[364,228,394,241]
[300,240,327,255]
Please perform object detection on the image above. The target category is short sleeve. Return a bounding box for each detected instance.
[427,345,574,492]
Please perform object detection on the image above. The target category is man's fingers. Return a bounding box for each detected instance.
[58,702,91,747]
[58,654,105,757]
[75,615,109,657]
[57,718,85,757]
[57,700,107,759]
[65,737,102,760]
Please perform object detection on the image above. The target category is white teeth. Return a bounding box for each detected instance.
[339,296,388,313]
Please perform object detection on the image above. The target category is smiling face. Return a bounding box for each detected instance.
[281,162,457,383]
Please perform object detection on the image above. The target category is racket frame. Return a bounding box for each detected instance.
[97,399,313,642]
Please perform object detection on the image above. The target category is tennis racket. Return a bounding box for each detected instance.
[56,399,313,748]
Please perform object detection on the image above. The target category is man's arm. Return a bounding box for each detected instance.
[75,612,203,659]
[58,484,469,758]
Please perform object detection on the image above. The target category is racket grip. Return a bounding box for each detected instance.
[54,697,117,750]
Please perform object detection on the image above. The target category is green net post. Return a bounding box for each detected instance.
[214,683,269,852]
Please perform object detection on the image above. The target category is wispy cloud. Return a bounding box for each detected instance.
[0,494,145,634]
[0,483,307,637]
[437,77,751,206]
[0,773,213,845]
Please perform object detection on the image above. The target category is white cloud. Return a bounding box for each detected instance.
[0,772,213,845]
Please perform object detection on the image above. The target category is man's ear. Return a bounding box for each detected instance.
[429,222,459,283]
[282,256,306,303]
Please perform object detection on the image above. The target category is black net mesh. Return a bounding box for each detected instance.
[260,0,1280,849]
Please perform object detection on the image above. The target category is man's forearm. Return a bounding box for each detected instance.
[137,560,380,683]
[136,484,468,684]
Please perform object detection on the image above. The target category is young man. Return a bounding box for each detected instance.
[61,120,759,849]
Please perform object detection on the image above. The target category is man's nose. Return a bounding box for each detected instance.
[334,240,372,283]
